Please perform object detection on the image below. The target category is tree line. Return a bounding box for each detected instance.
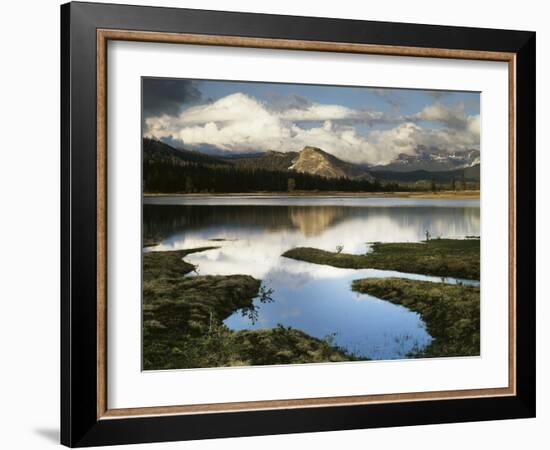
[143,161,403,193]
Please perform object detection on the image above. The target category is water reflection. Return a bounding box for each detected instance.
[143,197,480,360]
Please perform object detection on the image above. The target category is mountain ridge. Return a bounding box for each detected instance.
[143,137,230,166]
[230,150,299,172]
[143,138,480,183]
[372,147,480,173]
[373,164,480,183]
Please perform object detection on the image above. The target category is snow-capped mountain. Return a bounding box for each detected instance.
[372,146,480,173]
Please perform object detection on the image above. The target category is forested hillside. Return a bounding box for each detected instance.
[143,161,394,193]
[142,138,477,193]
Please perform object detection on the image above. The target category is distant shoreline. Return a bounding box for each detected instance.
[143,190,480,200]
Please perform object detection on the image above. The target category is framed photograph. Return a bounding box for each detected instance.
[61,1,536,447]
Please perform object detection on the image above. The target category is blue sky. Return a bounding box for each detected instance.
[197,79,479,117]
[143,78,480,165]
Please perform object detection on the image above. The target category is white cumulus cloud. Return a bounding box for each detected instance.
[409,101,480,133]
[144,93,480,165]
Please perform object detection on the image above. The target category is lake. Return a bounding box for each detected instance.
[143,196,480,360]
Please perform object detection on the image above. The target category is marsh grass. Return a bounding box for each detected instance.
[143,247,354,369]
[283,238,480,279]
[143,246,220,279]
[352,277,480,357]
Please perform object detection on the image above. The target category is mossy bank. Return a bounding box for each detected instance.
[143,248,354,369]
[352,278,480,357]
[283,238,480,280]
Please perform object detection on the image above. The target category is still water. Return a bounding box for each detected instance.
[144,196,480,360]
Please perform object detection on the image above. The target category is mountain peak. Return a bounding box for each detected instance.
[299,146,335,159]
[290,146,373,181]
[301,145,324,153]
[290,147,344,178]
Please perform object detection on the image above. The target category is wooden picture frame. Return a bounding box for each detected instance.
[61,1,535,447]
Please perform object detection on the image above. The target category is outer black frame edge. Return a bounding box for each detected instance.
[60,2,71,447]
[75,396,534,447]
[514,32,536,417]
[60,2,536,447]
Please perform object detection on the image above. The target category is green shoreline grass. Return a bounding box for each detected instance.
[283,238,480,280]
[352,278,480,357]
[143,246,219,279]
[143,247,354,369]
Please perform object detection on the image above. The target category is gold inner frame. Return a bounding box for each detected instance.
[96,29,517,420]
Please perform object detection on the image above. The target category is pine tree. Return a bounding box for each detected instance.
[287,178,296,192]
